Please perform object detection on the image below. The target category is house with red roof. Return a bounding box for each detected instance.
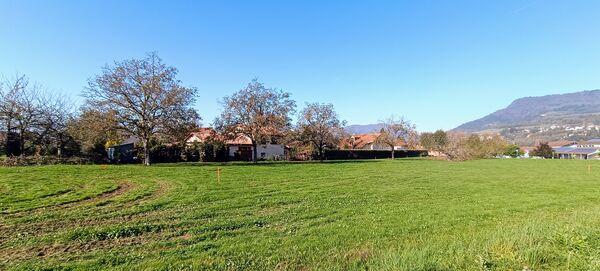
[342,133,408,150]
[186,128,220,144]
[186,128,286,161]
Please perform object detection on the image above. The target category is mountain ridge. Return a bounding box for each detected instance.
[454,89,600,145]
[455,89,600,131]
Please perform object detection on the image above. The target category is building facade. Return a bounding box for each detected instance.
[186,128,287,161]
[552,139,600,160]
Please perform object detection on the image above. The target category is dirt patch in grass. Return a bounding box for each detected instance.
[0,231,168,262]
[344,245,374,265]
[180,233,193,241]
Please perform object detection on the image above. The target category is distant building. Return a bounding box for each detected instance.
[186,128,219,145]
[553,147,599,160]
[185,128,286,161]
[551,138,600,160]
[224,134,286,161]
[343,133,407,150]
[107,137,139,163]
[577,139,600,148]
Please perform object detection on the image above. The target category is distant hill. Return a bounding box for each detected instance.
[345,123,384,134]
[454,90,600,145]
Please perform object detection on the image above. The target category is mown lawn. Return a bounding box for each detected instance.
[0,159,599,270]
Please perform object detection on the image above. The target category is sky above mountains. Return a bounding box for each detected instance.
[2,0,600,131]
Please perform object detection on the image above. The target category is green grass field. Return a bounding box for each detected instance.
[1,159,599,270]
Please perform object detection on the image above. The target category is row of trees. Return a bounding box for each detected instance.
[1,52,419,165]
[0,53,200,165]
[215,79,419,162]
[0,75,77,157]
[6,52,532,165]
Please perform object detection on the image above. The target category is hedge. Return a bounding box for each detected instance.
[322,149,428,160]
[0,156,92,167]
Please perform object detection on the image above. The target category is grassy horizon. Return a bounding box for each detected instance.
[1,159,599,270]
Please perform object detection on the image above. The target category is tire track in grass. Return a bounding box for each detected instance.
[5,188,75,204]
[0,180,175,241]
[0,181,137,242]
[2,209,193,264]
[1,210,187,263]
[120,180,174,208]
[3,181,135,216]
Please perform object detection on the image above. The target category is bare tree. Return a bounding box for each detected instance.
[84,52,200,165]
[36,94,76,156]
[297,103,346,161]
[161,107,201,146]
[0,74,42,156]
[215,79,296,163]
[0,77,17,154]
[375,115,418,159]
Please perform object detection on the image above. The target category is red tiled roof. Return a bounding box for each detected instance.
[225,134,253,145]
[342,133,407,149]
[351,133,381,149]
[187,128,220,143]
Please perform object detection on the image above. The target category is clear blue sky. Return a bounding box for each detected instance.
[2,0,600,131]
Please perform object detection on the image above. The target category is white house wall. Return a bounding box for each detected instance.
[228,144,285,160]
[228,145,241,157]
[361,143,405,150]
[362,143,390,150]
[256,144,285,160]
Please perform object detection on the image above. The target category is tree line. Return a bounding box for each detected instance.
[0,53,200,165]
[1,52,420,165]
[2,52,525,165]
[0,75,76,158]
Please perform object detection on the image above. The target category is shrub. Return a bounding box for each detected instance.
[150,145,184,163]
[184,140,228,162]
[0,156,91,167]
[530,142,553,159]
[503,144,524,158]
[442,133,508,161]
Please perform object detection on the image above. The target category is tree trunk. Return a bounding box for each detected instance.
[319,146,324,162]
[56,138,64,157]
[19,128,25,157]
[143,138,151,166]
[252,140,258,163]
[391,147,395,159]
[5,122,11,157]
